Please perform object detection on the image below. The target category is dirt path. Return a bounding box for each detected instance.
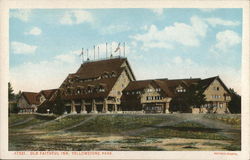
[10,117,34,127]
[25,114,72,130]
[57,114,97,132]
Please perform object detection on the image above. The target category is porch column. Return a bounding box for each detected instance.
[81,100,87,114]
[165,102,170,113]
[142,104,145,113]
[114,104,117,113]
[103,98,108,113]
[91,99,98,113]
[71,100,77,114]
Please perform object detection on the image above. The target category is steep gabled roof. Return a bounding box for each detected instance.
[123,78,202,98]
[198,76,230,93]
[58,57,135,100]
[123,80,153,92]
[21,92,39,105]
[75,57,130,79]
[39,89,57,99]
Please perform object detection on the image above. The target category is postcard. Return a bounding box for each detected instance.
[0,0,249,159]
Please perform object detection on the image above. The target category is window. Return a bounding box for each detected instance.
[117,91,121,95]
[217,87,219,91]
[77,89,81,94]
[156,88,161,92]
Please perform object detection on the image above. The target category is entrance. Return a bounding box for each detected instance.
[86,105,92,113]
[75,105,81,113]
[96,105,103,112]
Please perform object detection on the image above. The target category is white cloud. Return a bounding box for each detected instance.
[11,41,37,54]
[60,10,94,25]
[25,27,42,35]
[9,50,82,93]
[132,57,241,93]
[131,16,208,50]
[10,60,79,93]
[206,18,240,27]
[210,30,241,53]
[150,8,164,16]
[100,25,131,35]
[10,9,32,22]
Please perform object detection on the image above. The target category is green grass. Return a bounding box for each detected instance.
[9,114,58,130]
[9,114,34,125]
[69,114,176,134]
[33,115,91,131]
[204,114,241,128]
[9,114,241,151]
[140,122,230,140]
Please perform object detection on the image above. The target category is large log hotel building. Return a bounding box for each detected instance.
[18,57,232,114]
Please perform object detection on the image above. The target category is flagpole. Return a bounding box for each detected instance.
[81,48,84,63]
[124,42,125,57]
[87,49,89,60]
[98,46,100,59]
[106,42,108,59]
[119,45,121,57]
[94,45,95,60]
[110,43,112,58]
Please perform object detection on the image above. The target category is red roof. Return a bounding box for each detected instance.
[22,92,39,105]
[39,89,57,99]
[76,57,129,79]
[123,78,202,98]
[58,57,135,100]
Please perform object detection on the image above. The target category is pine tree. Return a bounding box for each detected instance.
[228,88,241,113]
[8,82,15,101]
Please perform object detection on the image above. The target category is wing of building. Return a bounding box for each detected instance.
[18,89,57,114]
[18,92,39,113]
[121,76,231,114]
[54,57,136,114]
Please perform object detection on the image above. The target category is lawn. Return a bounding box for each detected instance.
[9,113,241,151]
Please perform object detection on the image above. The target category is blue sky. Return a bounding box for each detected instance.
[9,8,242,93]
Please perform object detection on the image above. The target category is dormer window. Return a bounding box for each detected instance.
[99,86,105,92]
[87,86,93,93]
[77,89,81,94]
[156,88,161,92]
[102,72,109,79]
[111,71,116,77]
[176,86,186,93]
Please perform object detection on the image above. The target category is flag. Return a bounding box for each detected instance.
[80,48,84,56]
[114,43,120,53]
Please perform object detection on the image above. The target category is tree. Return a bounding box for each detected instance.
[170,84,206,113]
[8,82,19,113]
[8,82,15,101]
[228,88,241,113]
[183,84,206,112]
[52,91,65,115]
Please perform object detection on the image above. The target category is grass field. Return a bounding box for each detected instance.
[9,113,241,151]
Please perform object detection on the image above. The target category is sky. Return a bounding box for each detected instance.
[9,8,242,94]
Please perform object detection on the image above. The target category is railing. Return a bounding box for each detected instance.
[83,56,126,64]
[122,111,144,114]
